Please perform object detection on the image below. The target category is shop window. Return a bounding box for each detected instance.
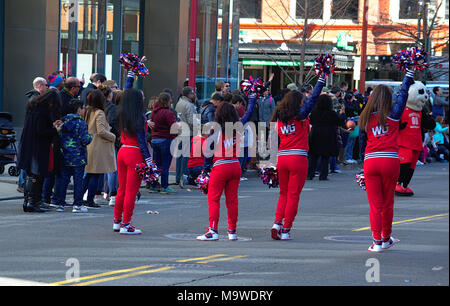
[332,0,358,20]
[399,0,419,19]
[296,0,323,20]
[240,0,262,19]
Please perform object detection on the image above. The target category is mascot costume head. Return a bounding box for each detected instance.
[406,81,428,111]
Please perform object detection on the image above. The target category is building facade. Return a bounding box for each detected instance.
[225,0,449,92]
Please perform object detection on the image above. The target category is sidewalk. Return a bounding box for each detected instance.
[0,164,21,200]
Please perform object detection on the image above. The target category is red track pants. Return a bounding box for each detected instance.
[275,155,308,229]
[114,147,143,224]
[363,157,400,241]
[207,161,241,231]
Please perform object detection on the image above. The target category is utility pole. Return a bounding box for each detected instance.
[220,0,230,79]
[188,0,198,90]
[230,0,240,84]
[358,0,368,92]
[423,0,430,82]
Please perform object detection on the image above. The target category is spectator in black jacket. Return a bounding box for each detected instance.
[81,73,106,105]
[59,77,81,117]
[308,94,343,181]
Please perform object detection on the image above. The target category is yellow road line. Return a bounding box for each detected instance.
[50,265,154,286]
[352,213,449,232]
[71,266,175,286]
[197,255,248,264]
[176,254,228,263]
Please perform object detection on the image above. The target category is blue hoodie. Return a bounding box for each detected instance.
[60,113,93,167]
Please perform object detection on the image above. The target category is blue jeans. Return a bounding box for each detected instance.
[18,169,27,188]
[175,137,190,183]
[42,171,63,204]
[345,137,357,160]
[106,171,118,196]
[83,173,102,204]
[239,146,249,175]
[57,165,85,206]
[151,139,173,189]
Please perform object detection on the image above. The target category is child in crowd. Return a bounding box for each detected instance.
[56,99,93,213]
[187,132,207,185]
[434,116,449,162]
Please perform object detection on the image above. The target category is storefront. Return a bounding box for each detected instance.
[238,42,357,95]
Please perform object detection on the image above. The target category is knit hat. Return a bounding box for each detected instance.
[48,75,63,87]
[287,83,298,91]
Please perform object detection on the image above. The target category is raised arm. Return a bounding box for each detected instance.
[299,75,326,120]
[389,69,415,120]
[136,116,152,164]
[124,71,135,90]
[240,94,257,125]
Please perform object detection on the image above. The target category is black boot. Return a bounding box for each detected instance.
[26,175,46,213]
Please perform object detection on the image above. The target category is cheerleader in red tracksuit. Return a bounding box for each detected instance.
[358,68,415,252]
[270,75,326,240]
[196,95,257,241]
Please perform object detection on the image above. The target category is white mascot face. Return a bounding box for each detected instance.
[407,81,428,111]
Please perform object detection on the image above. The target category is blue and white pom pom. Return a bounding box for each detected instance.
[392,47,428,72]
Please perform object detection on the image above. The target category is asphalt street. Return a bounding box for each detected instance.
[0,162,448,288]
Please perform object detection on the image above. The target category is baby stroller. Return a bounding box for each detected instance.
[0,112,20,176]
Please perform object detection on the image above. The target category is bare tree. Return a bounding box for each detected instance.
[378,0,449,81]
[239,0,357,86]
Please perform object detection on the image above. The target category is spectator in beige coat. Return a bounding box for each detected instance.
[82,89,116,209]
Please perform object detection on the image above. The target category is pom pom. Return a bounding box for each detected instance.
[355,172,366,191]
[240,76,266,97]
[195,170,210,195]
[313,54,336,77]
[135,161,162,184]
[259,165,279,188]
[392,47,429,72]
[119,53,149,77]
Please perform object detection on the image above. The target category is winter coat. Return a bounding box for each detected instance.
[60,113,93,167]
[175,96,198,133]
[18,104,59,176]
[25,89,40,102]
[105,100,120,150]
[60,88,76,117]
[81,83,97,106]
[308,109,342,157]
[150,103,178,140]
[84,109,117,173]
[258,95,275,125]
[200,101,216,124]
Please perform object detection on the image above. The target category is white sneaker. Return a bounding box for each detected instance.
[119,223,142,235]
[109,196,115,207]
[416,160,424,166]
[196,228,219,241]
[56,205,64,212]
[180,175,187,189]
[113,220,121,232]
[280,229,291,240]
[228,230,237,241]
[240,177,248,181]
[382,236,397,249]
[72,205,88,213]
[368,241,383,253]
[94,195,108,205]
[271,223,282,240]
[345,159,357,164]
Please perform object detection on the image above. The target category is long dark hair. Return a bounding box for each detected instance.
[358,84,393,131]
[214,102,240,133]
[270,90,304,123]
[28,89,61,120]
[84,89,106,124]
[315,94,333,111]
[116,88,145,136]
